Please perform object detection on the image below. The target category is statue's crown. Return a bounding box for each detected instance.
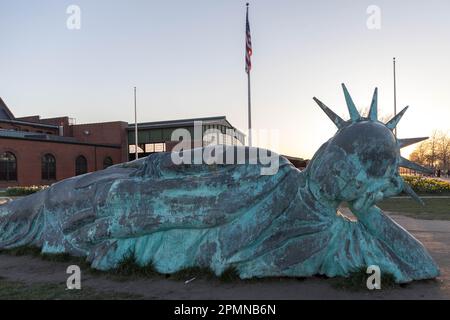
[312,84,433,205]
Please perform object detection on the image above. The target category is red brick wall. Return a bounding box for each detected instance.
[72,121,128,162]
[14,116,72,136]
[0,138,122,188]
[39,117,71,136]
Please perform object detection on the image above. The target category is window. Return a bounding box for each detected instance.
[0,152,17,181]
[103,156,113,169]
[41,154,56,180]
[128,145,144,154]
[154,143,165,152]
[145,144,155,153]
[130,143,166,154]
[75,155,88,176]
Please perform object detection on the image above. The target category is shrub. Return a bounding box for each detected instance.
[402,175,450,194]
[110,252,158,278]
[5,185,48,196]
[331,267,397,291]
[219,266,241,282]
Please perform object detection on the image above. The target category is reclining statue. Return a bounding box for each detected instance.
[0,84,439,283]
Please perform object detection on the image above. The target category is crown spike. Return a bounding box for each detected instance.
[399,156,433,174]
[368,87,378,121]
[313,97,346,129]
[386,106,409,130]
[402,178,425,206]
[341,83,360,121]
[398,137,428,149]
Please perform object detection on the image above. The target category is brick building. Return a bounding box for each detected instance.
[1,97,306,187]
[0,98,247,187]
[0,98,128,188]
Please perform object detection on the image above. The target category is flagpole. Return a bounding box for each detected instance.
[134,86,138,160]
[247,62,252,147]
[246,3,252,147]
[393,57,397,137]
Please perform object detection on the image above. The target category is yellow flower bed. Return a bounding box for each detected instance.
[5,185,49,196]
[402,175,450,194]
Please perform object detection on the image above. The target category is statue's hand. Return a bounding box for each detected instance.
[348,174,404,221]
[350,191,384,213]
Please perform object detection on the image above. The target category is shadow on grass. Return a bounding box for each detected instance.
[0,279,142,300]
[2,246,430,291]
[108,250,241,283]
[0,246,241,283]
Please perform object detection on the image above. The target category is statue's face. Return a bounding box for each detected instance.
[309,121,403,210]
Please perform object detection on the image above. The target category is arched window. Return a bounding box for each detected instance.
[0,152,17,181]
[75,155,88,176]
[103,156,113,169]
[41,153,56,180]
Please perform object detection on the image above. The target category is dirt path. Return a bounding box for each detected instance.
[0,214,449,299]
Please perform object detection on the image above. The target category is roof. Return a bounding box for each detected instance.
[128,116,231,129]
[127,116,246,144]
[0,97,61,129]
[0,118,59,129]
[0,130,120,148]
[0,97,15,120]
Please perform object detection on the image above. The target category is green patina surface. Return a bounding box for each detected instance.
[0,85,440,283]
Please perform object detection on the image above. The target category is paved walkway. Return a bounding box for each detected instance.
[0,213,449,299]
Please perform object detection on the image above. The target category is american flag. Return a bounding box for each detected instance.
[245,4,252,74]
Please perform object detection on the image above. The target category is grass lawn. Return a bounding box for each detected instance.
[378,197,450,220]
[0,277,141,300]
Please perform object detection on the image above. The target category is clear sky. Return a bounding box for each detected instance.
[1,0,449,158]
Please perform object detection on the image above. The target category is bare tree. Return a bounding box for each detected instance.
[410,130,450,171]
[410,142,428,165]
[437,131,450,170]
[428,130,439,169]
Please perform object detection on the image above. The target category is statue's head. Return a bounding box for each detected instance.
[307,84,432,211]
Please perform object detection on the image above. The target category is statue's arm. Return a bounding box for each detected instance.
[349,204,434,264]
